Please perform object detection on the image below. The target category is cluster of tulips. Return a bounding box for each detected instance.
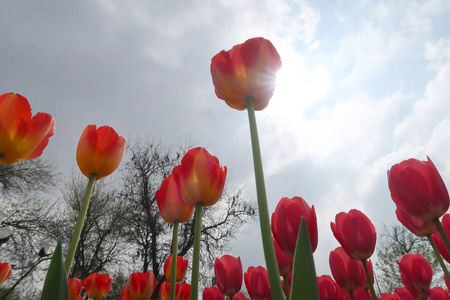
[1,35,450,300]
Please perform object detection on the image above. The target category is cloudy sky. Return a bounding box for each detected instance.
[2,0,450,279]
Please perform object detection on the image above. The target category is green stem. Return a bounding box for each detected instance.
[245,97,284,300]
[169,221,179,300]
[283,275,290,299]
[426,234,450,284]
[365,289,371,300]
[432,218,450,256]
[349,290,355,300]
[421,289,429,299]
[64,174,96,277]
[0,153,4,163]
[361,259,376,300]
[190,203,203,300]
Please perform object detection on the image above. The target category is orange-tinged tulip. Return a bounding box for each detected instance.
[84,273,112,299]
[0,262,12,285]
[76,125,126,180]
[68,278,83,300]
[156,174,195,224]
[0,93,55,165]
[164,255,188,282]
[172,147,227,207]
[128,271,156,300]
[211,37,282,111]
[120,285,133,300]
[160,281,191,300]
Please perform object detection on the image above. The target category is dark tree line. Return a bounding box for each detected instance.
[0,140,256,299]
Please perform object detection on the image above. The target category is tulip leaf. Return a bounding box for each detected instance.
[40,239,69,300]
[289,217,320,300]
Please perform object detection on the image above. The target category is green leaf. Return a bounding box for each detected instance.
[40,239,69,300]
[289,217,320,300]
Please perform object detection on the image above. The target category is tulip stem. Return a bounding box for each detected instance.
[190,203,203,300]
[426,234,450,284]
[64,174,96,277]
[349,291,355,300]
[245,97,284,300]
[361,259,376,300]
[283,275,289,299]
[170,221,179,300]
[433,218,450,256]
[421,289,429,300]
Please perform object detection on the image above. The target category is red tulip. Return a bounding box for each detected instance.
[214,255,243,297]
[164,255,188,282]
[203,286,225,300]
[379,292,401,300]
[68,278,83,300]
[120,285,133,300]
[0,93,55,165]
[271,196,317,257]
[317,275,337,300]
[156,174,195,224]
[244,266,272,300]
[430,287,450,300]
[76,125,126,180]
[160,282,191,300]
[353,288,372,300]
[388,157,449,221]
[128,271,156,300]
[335,286,351,300]
[398,254,432,294]
[172,147,227,207]
[432,214,450,263]
[84,273,113,299]
[210,37,282,111]
[330,209,376,260]
[273,236,293,276]
[0,262,12,285]
[394,287,417,300]
[396,207,437,237]
[233,292,248,300]
[329,247,365,292]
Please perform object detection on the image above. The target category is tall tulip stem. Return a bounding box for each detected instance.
[433,218,450,256]
[169,221,179,300]
[361,259,376,300]
[421,289,429,299]
[64,174,96,276]
[190,203,203,300]
[426,234,450,284]
[349,290,355,300]
[245,96,284,300]
[283,275,290,298]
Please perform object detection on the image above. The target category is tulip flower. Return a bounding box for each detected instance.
[76,125,126,180]
[68,278,83,300]
[430,287,450,300]
[394,287,417,300]
[160,282,191,300]
[0,262,12,285]
[330,209,376,260]
[398,253,432,296]
[214,255,243,297]
[379,293,402,300]
[317,275,337,300]
[271,196,317,258]
[388,157,449,221]
[432,214,450,263]
[120,285,133,300]
[244,266,272,300]
[172,147,227,207]
[335,286,351,300]
[273,237,293,276]
[0,93,55,165]
[156,174,195,224]
[210,37,282,111]
[233,292,248,300]
[84,273,113,299]
[353,288,373,300]
[329,247,365,293]
[203,286,225,300]
[164,255,188,282]
[128,271,157,300]
[396,207,437,237]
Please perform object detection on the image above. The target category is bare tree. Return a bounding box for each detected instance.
[120,140,256,297]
